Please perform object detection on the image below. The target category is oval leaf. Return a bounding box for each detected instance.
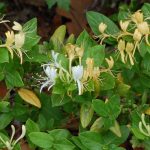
[18,88,41,108]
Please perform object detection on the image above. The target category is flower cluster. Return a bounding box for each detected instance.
[38,44,113,95]
[139,114,150,137]
[0,125,26,150]
[97,10,150,65]
[0,21,25,64]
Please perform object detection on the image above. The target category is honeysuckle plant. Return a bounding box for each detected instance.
[0,2,150,150]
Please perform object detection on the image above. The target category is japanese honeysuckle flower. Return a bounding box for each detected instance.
[0,125,26,150]
[40,66,57,92]
[72,65,84,95]
[51,50,61,69]
[65,43,76,60]
[86,58,94,78]
[132,10,143,24]
[105,56,114,69]
[75,46,84,65]
[99,22,107,33]
[120,20,130,32]
[133,29,142,42]
[75,46,84,58]
[137,22,149,35]
[118,39,125,63]
[125,42,134,65]
[12,21,23,31]
[139,114,150,137]
[92,67,100,80]
[0,31,15,59]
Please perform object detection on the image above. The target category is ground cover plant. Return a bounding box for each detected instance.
[0,1,150,150]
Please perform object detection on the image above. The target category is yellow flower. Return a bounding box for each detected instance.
[120,20,130,32]
[133,29,142,42]
[99,22,107,33]
[118,39,125,63]
[132,10,143,24]
[12,21,23,31]
[105,56,114,69]
[125,42,134,65]
[86,58,94,78]
[5,31,15,47]
[137,22,149,34]
[2,31,15,59]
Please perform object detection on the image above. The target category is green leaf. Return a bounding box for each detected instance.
[86,11,120,35]
[82,45,105,67]
[57,0,70,11]
[76,30,96,50]
[0,47,9,63]
[80,103,94,128]
[50,25,66,50]
[90,117,104,132]
[92,99,109,117]
[142,3,150,18]
[51,94,71,106]
[78,131,104,150]
[103,126,129,146]
[23,18,40,50]
[0,101,10,113]
[26,119,40,134]
[29,132,53,148]
[0,113,13,129]
[100,72,115,90]
[53,139,75,150]
[139,40,150,57]
[5,71,24,88]
[46,0,57,9]
[48,129,71,140]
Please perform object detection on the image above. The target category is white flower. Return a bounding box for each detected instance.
[40,66,57,92]
[51,50,60,68]
[72,65,84,95]
[12,21,23,31]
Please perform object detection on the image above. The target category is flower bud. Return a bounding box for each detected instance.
[99,22,107,33]
[120,20,130,32]
[65,43,75,60]
[118,39,125,52]
[93,67,100,79]
[133,29,142,41]
[137,22,149,34]
[5,31,15,46]
[86,58,94,77]
[125,42,134,53]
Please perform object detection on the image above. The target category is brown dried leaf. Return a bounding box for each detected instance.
[18,88,41,108]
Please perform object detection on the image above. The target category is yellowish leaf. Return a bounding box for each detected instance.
[18,88,41,108]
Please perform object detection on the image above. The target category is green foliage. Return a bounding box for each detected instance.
[0,2,150,150]
[45,0,70,11]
